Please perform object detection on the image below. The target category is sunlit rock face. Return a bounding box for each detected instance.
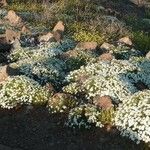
[0,0,7,7]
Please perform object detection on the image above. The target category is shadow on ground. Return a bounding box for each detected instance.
[0,106,145,150]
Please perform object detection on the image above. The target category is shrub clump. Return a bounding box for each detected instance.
[16,58,67,85]
[0,75,50,109]
[9,39,75,62]
[66,104,114,129]
[112,44,141,60]
[63,59,138,103]
[115,90,150,144]
[63,49,97,71]
[47,93,78,113]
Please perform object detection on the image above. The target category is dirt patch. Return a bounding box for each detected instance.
[0,107,144,150]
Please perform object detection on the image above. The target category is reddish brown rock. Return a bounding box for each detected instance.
[0,0,7,7]
[0,34,7,44]
[76,42,98,50]
[5,10,23,26]
[59,49,78,60]
[100,42,114,51]
[118,36,132,46]
[93,95,114,110]
[53,21,65,32]
[0,65,19,83]
[21,26,31,35]
[99,53,114,61]
[5,29,21,44]
[53,30,64,42]
[52,21,65,42]
[39,32,55,42]
[0,65,8,83]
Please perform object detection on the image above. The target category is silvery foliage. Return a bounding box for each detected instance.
[127,57,150,88]
[0,9,7,19]
[115,90,150,144]
[8,39,75,85]
[0,25,5,34]
[112,44,141,60]
[11,58,67,85]
[0,75,50,109]
[9,38,75,62]
[66,104,104,129]
[63,59,138,103]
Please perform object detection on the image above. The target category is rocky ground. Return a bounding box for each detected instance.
[0,1,150,150]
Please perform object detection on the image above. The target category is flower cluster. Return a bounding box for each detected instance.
[66,104,104,129]
[9,38,75,61]
[47,93,78,113]
[8,39,75,86]
[115,90,150,144]
[13,58,67,86]
[66,104,114,129]
[63,59,138,103]
[0,75,50,109]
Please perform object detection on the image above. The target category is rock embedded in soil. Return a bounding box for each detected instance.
[39,32,55,43]
[146,51,150,59]
[53,30,64,42]
[93,95,114,110]
[0,0,7,7]
[53,21,65,33]
[118,36,132,46]
[21,26,31,35]
[52,21,65,42]
[0,65,8,83]
[76,42,98,51]
[5,29,21,44]
[100,42,115,52]
[0,65,19,83]
[4,10,23,27]
[12,39,21,50]
[99,53,114,61]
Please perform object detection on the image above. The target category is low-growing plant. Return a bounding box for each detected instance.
[112,44,141,60]
[0,75,50,109]
[73,30,104,44]
[6,1,44,13]
[115,90,150,144]
[47,93,78,113]
[65,49,97,71]
[133,32,150,54]
[63,59,138,103]
[66,104,114,129]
